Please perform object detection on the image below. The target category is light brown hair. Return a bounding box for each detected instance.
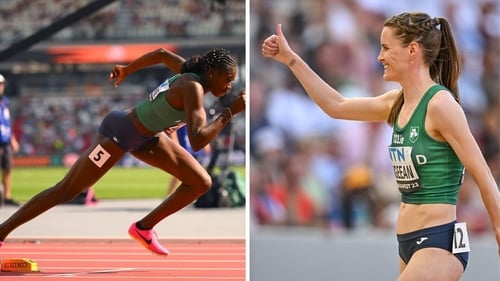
[384,12,462,125]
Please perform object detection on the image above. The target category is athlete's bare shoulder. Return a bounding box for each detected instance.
[179,72,201,82]
[166,74,204,109]
[376,88,401,111]
[380,88,402,99]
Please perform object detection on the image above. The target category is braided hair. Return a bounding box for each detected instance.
[180,48,237,74]
[385,12,461,125]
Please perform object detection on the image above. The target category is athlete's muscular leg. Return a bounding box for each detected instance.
[0,134,125,241]
[399,258,407,274]
[398,248,463,281]
[130,133,211,229]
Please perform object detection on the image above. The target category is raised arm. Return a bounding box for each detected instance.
[109,48,185,87]
[262,24,395,122]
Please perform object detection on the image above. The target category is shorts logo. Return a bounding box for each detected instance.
[416,237,428,245]
[88,144,111,168]
[409,126,419,143]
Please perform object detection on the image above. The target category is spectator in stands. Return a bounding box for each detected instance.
[262,11,500,280]
[249,159,286,225]
[0,74,20,207]
[340,164,377,229]
[0,48,246,256]
[267,153,320,226]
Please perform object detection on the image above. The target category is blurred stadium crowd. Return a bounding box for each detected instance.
[0,0,245,165]
[249,0,499,233]
[0,0,244,42]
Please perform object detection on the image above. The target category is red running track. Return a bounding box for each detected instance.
[0,238,245,280]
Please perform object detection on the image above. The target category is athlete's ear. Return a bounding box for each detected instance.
[408,42,419,56]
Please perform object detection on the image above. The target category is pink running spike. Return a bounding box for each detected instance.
[128,222,169,256]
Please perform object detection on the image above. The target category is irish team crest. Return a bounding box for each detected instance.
[409,126,419,143]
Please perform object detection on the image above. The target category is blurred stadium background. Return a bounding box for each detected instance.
[0,0,245,177]
[249,0,499,280]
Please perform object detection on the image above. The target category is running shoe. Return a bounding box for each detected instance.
[3,198,20,207]
[128,222,169,256]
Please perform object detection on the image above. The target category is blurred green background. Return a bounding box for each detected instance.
[12,166,245,202]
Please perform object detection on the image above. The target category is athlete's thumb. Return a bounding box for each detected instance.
[276,24,284,38]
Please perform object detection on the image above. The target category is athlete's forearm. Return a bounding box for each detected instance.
[189,108,232,151]
[476,173,500,236]
[126,48,185,75]
[286,53,345,118]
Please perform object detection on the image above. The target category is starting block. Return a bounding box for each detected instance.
[1,258,38,272]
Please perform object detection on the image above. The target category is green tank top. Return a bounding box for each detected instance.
[388,84,464,205]
[135,73,199,133]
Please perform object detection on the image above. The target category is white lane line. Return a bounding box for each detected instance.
[33,258,244,262]
[43,276,244,280]
[42,267,243,271]
[44,267,135,277]
[42,267,244,280]
[0,251,244,256]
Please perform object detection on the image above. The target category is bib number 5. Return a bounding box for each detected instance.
[88,144,111,168]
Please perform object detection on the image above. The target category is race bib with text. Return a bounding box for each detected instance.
[389,146,422,193]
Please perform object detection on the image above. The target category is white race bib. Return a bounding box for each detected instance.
[88,144,111,168]
[452,222,470,254]
[388,146,422,193]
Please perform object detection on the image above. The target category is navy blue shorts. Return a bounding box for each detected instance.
[397,221,469,270]
[98,110,157,152]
